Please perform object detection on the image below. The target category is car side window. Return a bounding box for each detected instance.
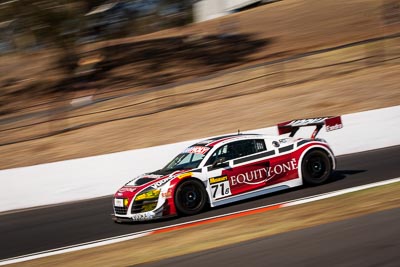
[229,140,255,158]
[206,139,266,166]
[205,144,229,166]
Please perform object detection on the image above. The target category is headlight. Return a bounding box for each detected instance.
[135,188,160,201]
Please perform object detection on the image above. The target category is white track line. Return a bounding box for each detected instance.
[1,177,399,266]
[284,177,400,207]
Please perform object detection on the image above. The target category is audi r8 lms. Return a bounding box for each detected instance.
[112,116,343,222]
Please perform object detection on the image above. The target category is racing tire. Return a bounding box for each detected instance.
[302,150,332,186]
[174,179,207,216]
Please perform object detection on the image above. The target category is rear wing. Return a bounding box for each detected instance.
[277,116,343,139]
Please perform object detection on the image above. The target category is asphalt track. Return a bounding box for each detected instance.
[139,208,400,267]
[0,146,399,260]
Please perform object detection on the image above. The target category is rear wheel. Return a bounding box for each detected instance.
[174,179,207,216]
[302,150,332,185]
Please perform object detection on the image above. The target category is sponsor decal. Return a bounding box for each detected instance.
[231,159,297,186]
[131,212,155,221]
[325,116,343,131]
[273,141,280,147]
[118,187,138,193]
[177,172,193,179]
[161,191,172,198]
[209,176,232,199]
[287,118,327,127]
[209,176,228,184]
[162,187,174,199]
[183,146,210,155]
[152,177,174,188]
[326,123,343,131]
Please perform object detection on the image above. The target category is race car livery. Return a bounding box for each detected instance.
[112,116,343,222]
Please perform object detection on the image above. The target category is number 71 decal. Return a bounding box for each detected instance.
[209,176,232,200]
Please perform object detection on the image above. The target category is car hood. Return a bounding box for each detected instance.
[114,169,189,199]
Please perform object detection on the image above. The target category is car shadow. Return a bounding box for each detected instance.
[124,169,366,225]
[328,169,366,183]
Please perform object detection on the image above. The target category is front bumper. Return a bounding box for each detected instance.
[112,210,159,222]
[112,199,174,222]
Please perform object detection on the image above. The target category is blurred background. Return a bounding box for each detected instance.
[0,0,399,169]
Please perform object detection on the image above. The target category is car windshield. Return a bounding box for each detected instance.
[163,146,210,171]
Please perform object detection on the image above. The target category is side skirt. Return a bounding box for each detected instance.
[210,178,302,208]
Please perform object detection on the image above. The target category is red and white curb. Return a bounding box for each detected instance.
[1,177,399,266]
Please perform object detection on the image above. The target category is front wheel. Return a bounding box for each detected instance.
[174,179,207,216]
[302,150,332,185]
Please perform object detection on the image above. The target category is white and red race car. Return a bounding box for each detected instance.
[112,116,343,222]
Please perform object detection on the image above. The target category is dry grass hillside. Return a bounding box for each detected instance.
[1,0,399,169]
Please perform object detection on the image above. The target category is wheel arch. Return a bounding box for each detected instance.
[297,145,336,181]
[171,176,211,210]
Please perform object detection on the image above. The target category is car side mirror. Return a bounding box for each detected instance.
[212,157,228,168]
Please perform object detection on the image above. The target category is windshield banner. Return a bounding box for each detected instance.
[184,146,210,155]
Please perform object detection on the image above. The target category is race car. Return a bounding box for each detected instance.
[112,116,343,222]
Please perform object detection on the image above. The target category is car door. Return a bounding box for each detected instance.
[205,139,271,203]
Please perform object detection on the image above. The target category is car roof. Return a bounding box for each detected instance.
[192,133,278,147]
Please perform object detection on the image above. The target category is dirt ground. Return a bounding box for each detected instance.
[1,0,399,169]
